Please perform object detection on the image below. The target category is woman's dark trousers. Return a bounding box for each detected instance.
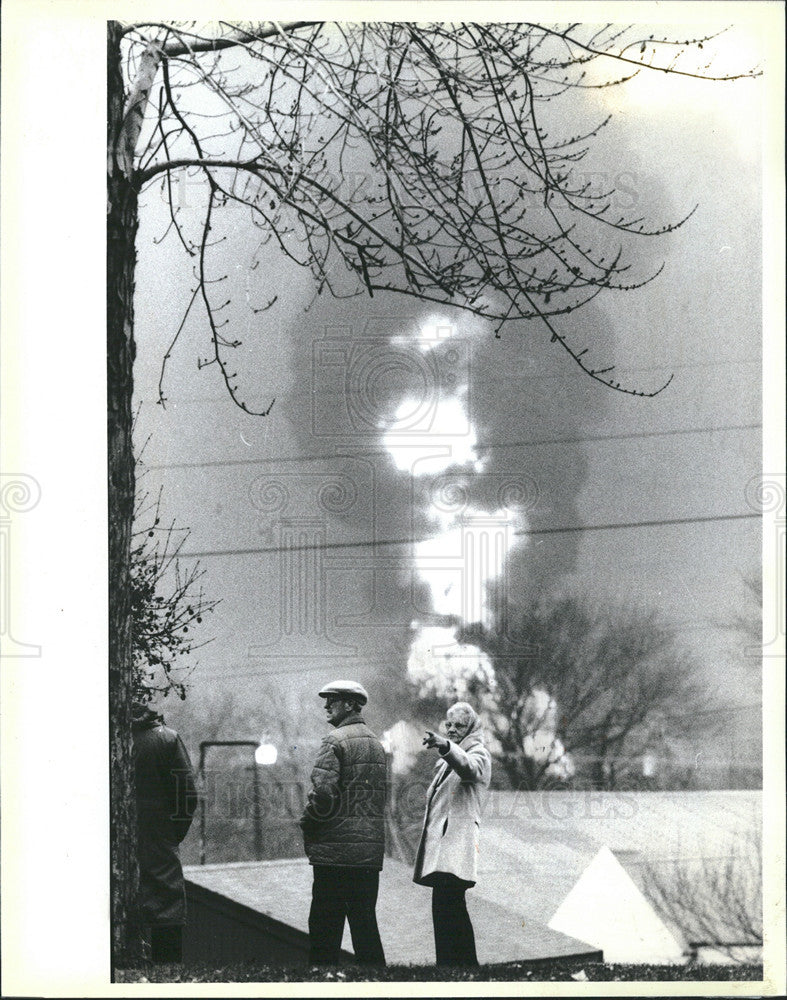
[308,865,386,966]
[431,878,478,966]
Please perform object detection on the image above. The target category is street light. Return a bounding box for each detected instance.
[255,742,278,767]
[198,739,277,864]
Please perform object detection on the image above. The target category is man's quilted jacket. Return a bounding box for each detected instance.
[301,712,387,869]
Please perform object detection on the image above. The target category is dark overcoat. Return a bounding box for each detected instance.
[132,707,198,926]
[300,712,387,869]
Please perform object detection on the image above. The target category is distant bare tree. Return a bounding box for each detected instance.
[715,570,763,661]
[459,596,712,790]
[643,822,762,963]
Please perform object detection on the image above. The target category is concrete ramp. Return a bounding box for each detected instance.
[184,856,600,966]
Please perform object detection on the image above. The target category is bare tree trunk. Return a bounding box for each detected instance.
[107,20,143,968]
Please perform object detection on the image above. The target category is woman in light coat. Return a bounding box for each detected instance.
[413,701,492,966]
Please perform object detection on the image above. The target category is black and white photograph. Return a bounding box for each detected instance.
[1,2,785,995]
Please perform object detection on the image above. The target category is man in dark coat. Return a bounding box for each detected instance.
[131,701,198,963]
[300,680,387,966]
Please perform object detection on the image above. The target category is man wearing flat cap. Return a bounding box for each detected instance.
[300,680,387,965]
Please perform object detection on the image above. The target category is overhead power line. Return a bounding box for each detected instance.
[475,423,762,453]
[514,512,760,537]
[145,422,761,471]
[180,511,759,559]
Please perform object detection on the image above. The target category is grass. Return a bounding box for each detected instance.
[116,959,764,983]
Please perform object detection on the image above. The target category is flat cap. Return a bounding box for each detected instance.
[318,680,369,706]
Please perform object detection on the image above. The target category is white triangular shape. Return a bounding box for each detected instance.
[548,846,685,964]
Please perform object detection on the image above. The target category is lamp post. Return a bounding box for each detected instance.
[198,739,277,865]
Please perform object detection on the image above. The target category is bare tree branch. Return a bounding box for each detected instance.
[115,21,758,406]
[643,822,762,961]
[131,453,220,700]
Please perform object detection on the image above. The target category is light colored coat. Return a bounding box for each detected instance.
[412,730,492,886]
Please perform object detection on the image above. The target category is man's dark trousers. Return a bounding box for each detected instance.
[308,865,386,965]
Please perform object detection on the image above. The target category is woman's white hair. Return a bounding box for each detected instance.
[448,701,477,723]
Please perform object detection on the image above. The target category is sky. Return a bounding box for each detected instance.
[125,17,770,773]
